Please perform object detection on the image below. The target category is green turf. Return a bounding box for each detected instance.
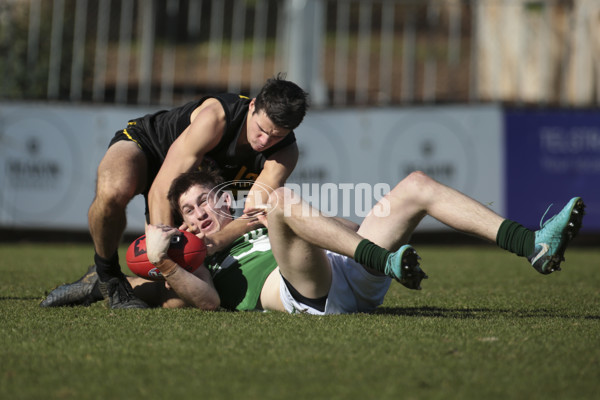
[1,242,599,400]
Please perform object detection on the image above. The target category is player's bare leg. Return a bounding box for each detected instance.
[358,170,504,251]
[263,188,337,300]
[267,188,364,256]
[359,171,584,276]
[88,141,149,308]
[89,141,148,259]
[261,187,426,299]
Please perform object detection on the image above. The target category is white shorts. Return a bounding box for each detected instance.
[279,251,392,315]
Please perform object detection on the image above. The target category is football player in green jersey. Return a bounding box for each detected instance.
[134,168,584,314]
[135,168,422,313]
[42,168,584,313]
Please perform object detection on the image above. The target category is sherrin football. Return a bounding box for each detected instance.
[126,230,206,281]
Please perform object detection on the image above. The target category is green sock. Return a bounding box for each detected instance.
[496,220,535,257]
[353,239,392,273]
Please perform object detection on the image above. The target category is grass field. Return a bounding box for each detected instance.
[1,241,599,400]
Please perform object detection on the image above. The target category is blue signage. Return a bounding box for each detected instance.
[504,109,600,232]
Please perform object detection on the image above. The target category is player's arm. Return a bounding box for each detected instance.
[148,100,225,226]
[146,224,220,310]
[245,142,299,211]
[205,143,299,254]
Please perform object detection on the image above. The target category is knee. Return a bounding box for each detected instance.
[94,147,146,209]
[266,186,304,221]
[267,187,297,209]
[266,187,288,218]
[405,170,435,187]
[94,178,136,209]
[393,170,438,199]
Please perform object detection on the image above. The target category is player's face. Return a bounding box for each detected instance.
[246,99,290,152]
[178,184,232,236]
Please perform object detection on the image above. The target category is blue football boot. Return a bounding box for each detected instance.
[527,197,585,274]
[385,245,428,290]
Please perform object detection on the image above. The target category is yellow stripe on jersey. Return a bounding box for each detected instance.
[239,95,249,99]
[122,128,142,149]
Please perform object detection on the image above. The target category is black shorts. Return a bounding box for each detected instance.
[109,121,164,192]
[108,123,163,222]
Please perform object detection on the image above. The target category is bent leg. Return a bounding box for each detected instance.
[358,171,505,251]
[88,141,151,308]
[89,141,148,259]
[264,187,427,292]
[264,188,367,299]
[259,268,285,311]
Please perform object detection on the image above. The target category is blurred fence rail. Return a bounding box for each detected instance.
[1,0,599,108]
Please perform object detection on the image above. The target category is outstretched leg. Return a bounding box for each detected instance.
[358,171,504,251]
[358,171,584,274]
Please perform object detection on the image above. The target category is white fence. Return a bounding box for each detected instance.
[1,0,599,107]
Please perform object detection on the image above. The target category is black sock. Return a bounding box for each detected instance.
[94,252,122,282]
[496,220,535,257]
[353,239,392,273]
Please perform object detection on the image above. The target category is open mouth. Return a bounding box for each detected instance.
[201,219,213,231]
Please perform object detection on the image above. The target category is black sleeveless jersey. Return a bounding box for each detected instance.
[124,93,297,183]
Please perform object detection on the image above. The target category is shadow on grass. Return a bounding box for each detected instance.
[374,306,600,320]
[2,297,598,320]
[0,296,41,301]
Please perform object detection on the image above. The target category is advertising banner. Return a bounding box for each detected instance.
[504,110,600,232]
[288,105,505,229]
[0,103,504,233]
[0,103,154,233]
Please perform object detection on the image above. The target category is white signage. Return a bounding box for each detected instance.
[290,105,504,229]
[0,103,504,233]
[0,103,153,233]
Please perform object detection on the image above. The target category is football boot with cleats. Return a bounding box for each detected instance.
[98,273,149,309]
[527,197,585,274]
[40,265,103,307]
[385,245,428,290]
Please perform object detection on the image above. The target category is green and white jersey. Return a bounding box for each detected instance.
[205,228,277,311]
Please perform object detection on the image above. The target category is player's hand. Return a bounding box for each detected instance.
[243,205,270,228]
[179,222,198,234]
[145,224,180,265]
[195,230,217,256]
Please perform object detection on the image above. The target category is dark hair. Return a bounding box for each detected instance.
[167,168,225,222]
[254,73,309,130]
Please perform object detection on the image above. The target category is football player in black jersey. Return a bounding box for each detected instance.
[87,75,308,308]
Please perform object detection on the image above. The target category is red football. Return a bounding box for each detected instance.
[126,230,207,281]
